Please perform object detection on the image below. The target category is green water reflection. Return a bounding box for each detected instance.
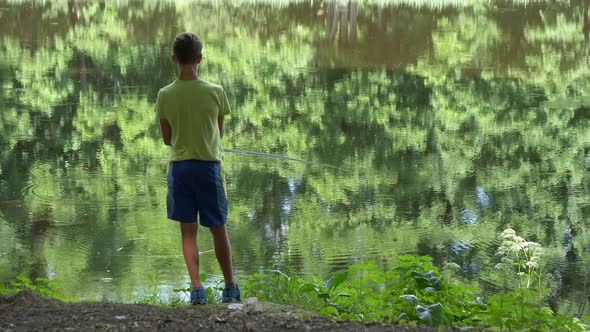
[0,0,589,316]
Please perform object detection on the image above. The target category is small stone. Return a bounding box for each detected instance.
[214,316,227,323]
[114,316,127,320]
[244,297,263,314]
[227,303,243,310]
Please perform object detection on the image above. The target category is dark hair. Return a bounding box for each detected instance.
[173,32,203,64]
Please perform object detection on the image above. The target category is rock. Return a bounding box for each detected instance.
[227,303,244,310]
[245,297,258,304]
[227,298,261,313]
[244,297,263,314]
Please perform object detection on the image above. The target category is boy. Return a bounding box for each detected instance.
[155,32,240,304]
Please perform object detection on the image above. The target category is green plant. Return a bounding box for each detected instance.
[172,274,231,304]
[9,274,65,300]
[204,274,225,304]
[333,256,483,326]
[138,257,182,306]
[496,228,544,289]
[242,269,323,308]
[477,229,588,331]
[137,272,164,305]
[300,271,351,315]
[239,249,588,330]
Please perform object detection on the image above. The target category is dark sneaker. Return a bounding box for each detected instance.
[190,286,207,305]
[222,283,241,303]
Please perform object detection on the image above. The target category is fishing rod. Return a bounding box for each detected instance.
[224,149,340,169]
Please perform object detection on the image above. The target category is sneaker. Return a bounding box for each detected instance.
[222,283,241,303]
[190,286,207,305]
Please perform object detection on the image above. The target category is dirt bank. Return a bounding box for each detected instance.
[0,290,442,331]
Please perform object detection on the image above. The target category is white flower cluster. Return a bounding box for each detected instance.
[498,229,543,265]
[496,228,544,288]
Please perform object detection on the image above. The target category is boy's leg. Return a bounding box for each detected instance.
[181,222,202,288]
[209,224,234,285]
[210,225,240,303]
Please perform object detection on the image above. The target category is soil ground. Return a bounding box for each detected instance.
[0,290,443,331]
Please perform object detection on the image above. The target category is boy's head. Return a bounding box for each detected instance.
[172,32,203,64]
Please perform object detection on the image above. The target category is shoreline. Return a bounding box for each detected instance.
[0,290,440,332]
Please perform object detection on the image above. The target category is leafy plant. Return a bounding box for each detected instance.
[204,275,225,304]
[137,272,164,305]
[300,271,350,308]
[476,229,588,331]
[242,269,323,308]
[9,274,66,300]
[137,257,183,306]
[171,273,224,305]
[299,271,351,316]
[338,256,482,326]
[240,248,588,330]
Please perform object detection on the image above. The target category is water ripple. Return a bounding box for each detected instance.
[21,173,166,210]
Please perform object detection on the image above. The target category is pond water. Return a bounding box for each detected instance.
[0,0,589,315]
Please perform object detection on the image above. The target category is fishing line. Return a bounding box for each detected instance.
[224,149,340,170]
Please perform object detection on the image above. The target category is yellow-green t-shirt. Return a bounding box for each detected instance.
[156,79,231,162]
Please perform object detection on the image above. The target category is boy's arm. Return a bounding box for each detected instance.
[160,119,172,145]
[217,115,225,139]
[218,87,230,139]
[155,90,171,145]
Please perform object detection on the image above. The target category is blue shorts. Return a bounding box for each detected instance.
[167,160,228,227]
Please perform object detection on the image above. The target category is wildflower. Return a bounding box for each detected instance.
[501,229,516,237]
